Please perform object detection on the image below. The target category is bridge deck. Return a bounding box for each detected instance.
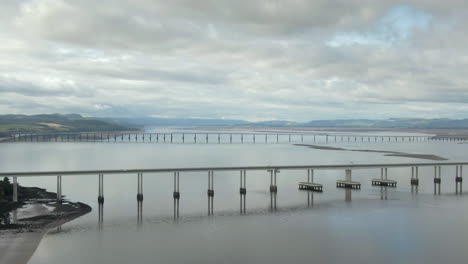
[0,162,466,177]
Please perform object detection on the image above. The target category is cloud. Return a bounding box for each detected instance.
[0,0,467,121]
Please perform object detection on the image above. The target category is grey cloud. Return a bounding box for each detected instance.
[0,0,467,120]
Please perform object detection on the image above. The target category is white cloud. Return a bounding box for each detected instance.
[0,0,467,121]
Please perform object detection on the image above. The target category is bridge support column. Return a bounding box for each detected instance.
[218,134,220,144]
[253,134,256,144]
[206,134,209,144]
[346,169,352,181]
[240,170,246,214]
[268,169,279,192]
[173,172,180,219]
[207,171,214,215]
[13,177,18,202]
[137,173,143,201]
[98,174,104,203]
[137,172,143,225]
[456,165,463,194]
[434,166,441,195]
[57,175,62,203]
[307,169,314,183]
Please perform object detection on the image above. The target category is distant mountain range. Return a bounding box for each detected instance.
[98,116,468,129]
[2,114,468,136]
[0,114,133,136]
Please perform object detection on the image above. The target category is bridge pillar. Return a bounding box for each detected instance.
[241,134,243,144]
[456,165,463,194]
[240,170,246,214]
[434,166,441,195]
[307,169,314,183]
[345,169,352,181]
[206,134,208,143]
[218,134,220,143]
[171,133,173,143]
[57,175,62,203]
[207,171,214,215]
[13,176,18,202]
[268,169,279,192]
[253,134,256,144]
[137,173,143,201]
[173,171,180,219]
[239,170,246,195]
[182,133,185,143]
[289,134,291,143]
[98,174,104,203]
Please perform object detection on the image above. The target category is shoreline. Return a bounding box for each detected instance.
[0,186,91,264]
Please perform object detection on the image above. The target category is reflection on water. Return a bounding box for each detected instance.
[380,186,388,200]
[98,202,103,231]
[137,200,143,226]
[269,192,277,212]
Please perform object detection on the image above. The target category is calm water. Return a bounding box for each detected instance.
[1,131,468,264]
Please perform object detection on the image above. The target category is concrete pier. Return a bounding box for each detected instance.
[298,169,323,192]
[207,171,214,215]
[434,166,441,195]
[56,175,62,203]
[173,171,180,219]
[336,169,361,189]
[137,173,143,201]
[98,174,104,203]
[268,169,279,192]
[372,168,397,187]
[13,176,18,202]
[239,170,246,214]
[456,165,463,194]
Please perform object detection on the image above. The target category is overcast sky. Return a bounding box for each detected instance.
[1,0,467,121]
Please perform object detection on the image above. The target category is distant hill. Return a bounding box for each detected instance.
[96,117,250,127]
[2,115,468,136]
[304,118,468,129]
[0,114,134,135]
[90,116,468,129]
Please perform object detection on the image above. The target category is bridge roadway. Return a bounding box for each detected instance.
[1,161,468,177]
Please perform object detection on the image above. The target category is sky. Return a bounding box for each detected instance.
[0,0,467,121]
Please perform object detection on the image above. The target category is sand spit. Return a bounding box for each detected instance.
[1,197,91,264]
[294,144,448,161]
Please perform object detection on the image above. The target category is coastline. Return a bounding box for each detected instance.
[0,186,91,264]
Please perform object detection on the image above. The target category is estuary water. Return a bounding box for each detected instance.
[1,130,468,264]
